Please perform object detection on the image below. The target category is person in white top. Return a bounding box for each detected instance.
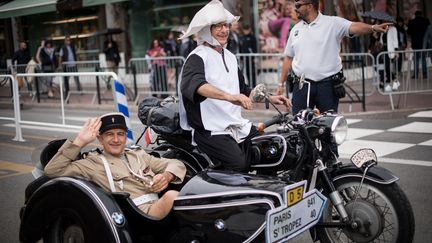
[277,0,391,114]
[178,0,291,172]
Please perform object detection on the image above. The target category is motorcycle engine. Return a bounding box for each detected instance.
[250,131,301,170]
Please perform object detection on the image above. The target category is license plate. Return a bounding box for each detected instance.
[286,184,304,206]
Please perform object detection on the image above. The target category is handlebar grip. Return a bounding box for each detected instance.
[257,116,281,133]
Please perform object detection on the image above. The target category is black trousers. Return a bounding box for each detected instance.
[194,127,257,172]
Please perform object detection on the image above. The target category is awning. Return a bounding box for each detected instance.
[0,0,57,19]
[83,0,128,7]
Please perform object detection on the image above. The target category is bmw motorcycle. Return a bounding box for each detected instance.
[137,81,415,243]
[19,83,414,243]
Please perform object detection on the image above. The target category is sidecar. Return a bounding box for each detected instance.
[20,142,326,243]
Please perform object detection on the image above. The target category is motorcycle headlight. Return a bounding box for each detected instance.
[331,116,348,145]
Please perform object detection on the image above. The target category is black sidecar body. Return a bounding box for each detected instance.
[19,169,290,243]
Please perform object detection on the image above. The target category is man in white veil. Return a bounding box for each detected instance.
[177,0,291,172]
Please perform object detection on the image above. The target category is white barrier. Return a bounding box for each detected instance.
[0,72,132,143]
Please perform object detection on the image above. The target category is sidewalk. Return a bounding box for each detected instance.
[1,87,432,116]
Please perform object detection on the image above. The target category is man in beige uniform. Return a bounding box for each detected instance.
[45,112,186,219]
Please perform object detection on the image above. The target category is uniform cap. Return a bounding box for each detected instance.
[99,112,127,134]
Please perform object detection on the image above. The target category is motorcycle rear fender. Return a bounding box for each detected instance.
[331,164,399,185]
[20,177,132,243]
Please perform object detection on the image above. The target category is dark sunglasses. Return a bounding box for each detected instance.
[294,2,311,9]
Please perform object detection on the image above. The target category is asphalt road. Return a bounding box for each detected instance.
[0,106,430,243]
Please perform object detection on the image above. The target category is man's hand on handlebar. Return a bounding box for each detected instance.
[228,94,253,110]
[268,95,292,108]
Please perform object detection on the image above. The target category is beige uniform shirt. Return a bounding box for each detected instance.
[44,140,186,212]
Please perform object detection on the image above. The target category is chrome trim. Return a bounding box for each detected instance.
[250,134,287,168]
[176,189,283,205]
[333,174,399,185]
[49,177,121,243]
[330,116,343,132]
[174,199,274,243]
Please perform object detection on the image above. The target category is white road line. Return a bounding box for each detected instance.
[419,139,432,146]
[340,155,432,167]
[408,110,432,118]
[346,128,384,140]
[339,140,415,157]
[347,119,362,125]
[388,122,432,134]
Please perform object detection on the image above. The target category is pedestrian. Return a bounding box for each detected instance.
[59,36,82,94]
[277,0,391,114]
[163,32,179,89]
[395,17,408,73]
[11,41,31,89]
[147,39,168,97]
[240,24,258,87]
[39,40,56,98]
[44,112,186,219]
[103,36,120,89]
[227,21,241,54]
[179,35,197,59]
[178,0,291,172]
[407,11,430,79]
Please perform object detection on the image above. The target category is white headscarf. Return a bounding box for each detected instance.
[179,0,240,47]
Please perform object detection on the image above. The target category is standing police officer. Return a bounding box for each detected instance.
[277,0,391,114]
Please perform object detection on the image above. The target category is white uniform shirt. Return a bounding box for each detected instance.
[284,12,352,81]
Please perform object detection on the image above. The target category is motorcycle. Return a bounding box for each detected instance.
[19,80,414,243]
[137,78,415,243]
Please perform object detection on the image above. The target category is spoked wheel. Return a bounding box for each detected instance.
[316,178,414,243]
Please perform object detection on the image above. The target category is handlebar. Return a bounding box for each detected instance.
[257,112,290,133]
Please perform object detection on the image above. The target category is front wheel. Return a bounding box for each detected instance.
[315,178,415,243]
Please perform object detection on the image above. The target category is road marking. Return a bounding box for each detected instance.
[347,119,362,125]
[0,160,33,179]
[0,142,34,152]
[408,111,432,118]
[346,128,384,140]
[388,122,432,134]
[339,140,415,157]
[340,155,432,167]
[419,139,432,146]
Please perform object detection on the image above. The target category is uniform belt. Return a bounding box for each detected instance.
[133,193,159,206]
[294,70,343,83]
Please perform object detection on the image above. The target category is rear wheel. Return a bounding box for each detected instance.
[315,178,415,243]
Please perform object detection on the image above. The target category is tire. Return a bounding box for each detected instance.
[43,210,85,243]
[315,178,415,243]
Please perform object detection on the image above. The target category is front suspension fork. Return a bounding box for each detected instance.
[315,159,349,223]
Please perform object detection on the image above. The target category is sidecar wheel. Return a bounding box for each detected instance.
[314,178,414,243]
[43,214,85,243]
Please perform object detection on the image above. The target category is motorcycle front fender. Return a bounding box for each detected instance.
[330,164,399,185]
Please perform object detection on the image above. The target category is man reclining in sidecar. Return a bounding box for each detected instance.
[44,112,187,219]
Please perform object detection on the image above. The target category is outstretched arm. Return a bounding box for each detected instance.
[349,22,391,36]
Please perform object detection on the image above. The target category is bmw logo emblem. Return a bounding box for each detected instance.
[111,212,125,226]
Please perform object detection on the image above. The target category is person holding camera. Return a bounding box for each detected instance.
[277,0,391,114]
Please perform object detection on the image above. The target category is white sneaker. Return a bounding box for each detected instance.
[392,80,400,91]
[384,84,392,92]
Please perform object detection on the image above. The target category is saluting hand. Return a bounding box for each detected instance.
[73,117,102,148]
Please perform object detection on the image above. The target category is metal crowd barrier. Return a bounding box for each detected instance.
[376,48,432,110]
[129,56,185,104]
[0,72,129,142]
